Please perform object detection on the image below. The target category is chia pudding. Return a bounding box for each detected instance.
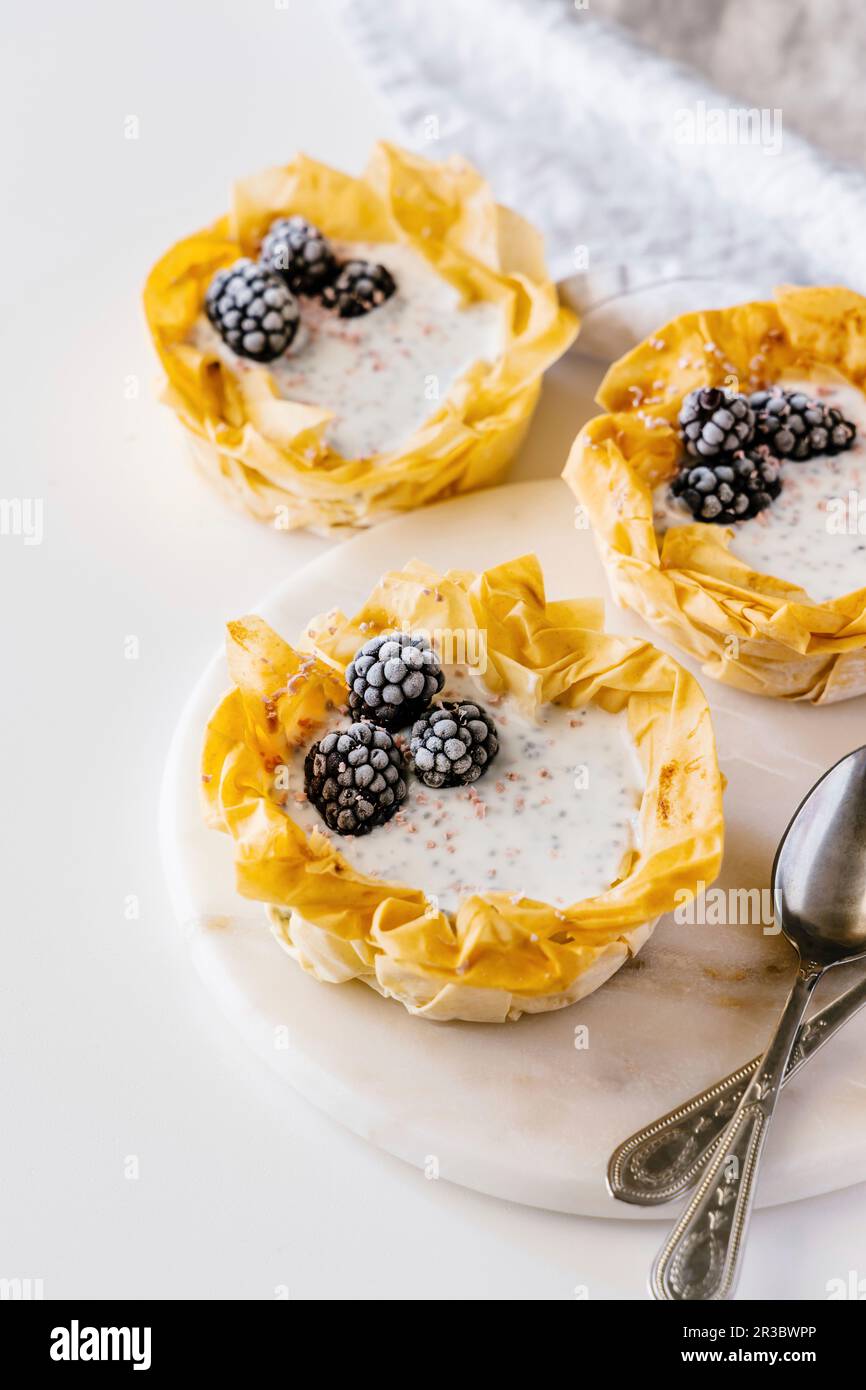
[276,672,644,915]
[654,379,866,603]
[191,240,505,459]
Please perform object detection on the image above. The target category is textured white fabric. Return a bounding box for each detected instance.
[339,0,866,310]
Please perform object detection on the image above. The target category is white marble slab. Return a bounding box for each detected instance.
[160,478,866,1218]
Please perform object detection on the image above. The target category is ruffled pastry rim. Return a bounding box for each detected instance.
[266,908,659,1022]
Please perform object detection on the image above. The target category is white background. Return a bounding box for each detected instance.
[2,0,864,1299]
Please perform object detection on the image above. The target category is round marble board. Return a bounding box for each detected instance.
[161,478,866,1219]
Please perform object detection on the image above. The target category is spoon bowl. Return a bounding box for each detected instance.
[774,746,866,959]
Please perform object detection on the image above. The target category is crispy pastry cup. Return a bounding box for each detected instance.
[144,143,577,535]
[564,286,866,703]
[201,555,724,1022]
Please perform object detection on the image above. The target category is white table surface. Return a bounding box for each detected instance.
[3,0,864,1300]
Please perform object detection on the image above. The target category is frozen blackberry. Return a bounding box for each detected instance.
[321,259,397,318]
[303,723,406,836]
[346,631,444,730]
[205,259,299,362]
[260,215,338,296]
[750,387,856,460]
[671,447,782,524]
[678,387,755,460]
[409,701,499,789]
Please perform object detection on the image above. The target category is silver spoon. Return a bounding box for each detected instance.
[608,959,866,1206]
[651,745,866,1301]
[608,956,866,1206]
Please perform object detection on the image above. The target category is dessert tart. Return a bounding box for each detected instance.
[201,556,723,1023]
[564,286,866,703]
[144,143,577,535]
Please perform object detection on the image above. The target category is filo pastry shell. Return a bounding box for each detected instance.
[201,555,724,1022]
[144,142,577,535]
[564,286,866,703]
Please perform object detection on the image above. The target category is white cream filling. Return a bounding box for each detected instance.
[192,239,505,459]
[279,672,644,915]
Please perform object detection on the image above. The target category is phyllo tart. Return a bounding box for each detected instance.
[201,556,723,1022]
[145,143,577,535]
[565,286,866,703]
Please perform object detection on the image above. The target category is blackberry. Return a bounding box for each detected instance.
[260,215,338,296]
[678,387,755,460]
[346,631,444,730]
[671,447,782,524]
[321,260,397,318]
[303,723,406,836]
[409,701,499,789]
[750,387,856,460]
[205,259,299,362]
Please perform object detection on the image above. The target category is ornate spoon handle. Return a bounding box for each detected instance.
[650,969,819,1302]
[608,969,866,1206]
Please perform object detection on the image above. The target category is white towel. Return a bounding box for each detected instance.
[340,0,866,324]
